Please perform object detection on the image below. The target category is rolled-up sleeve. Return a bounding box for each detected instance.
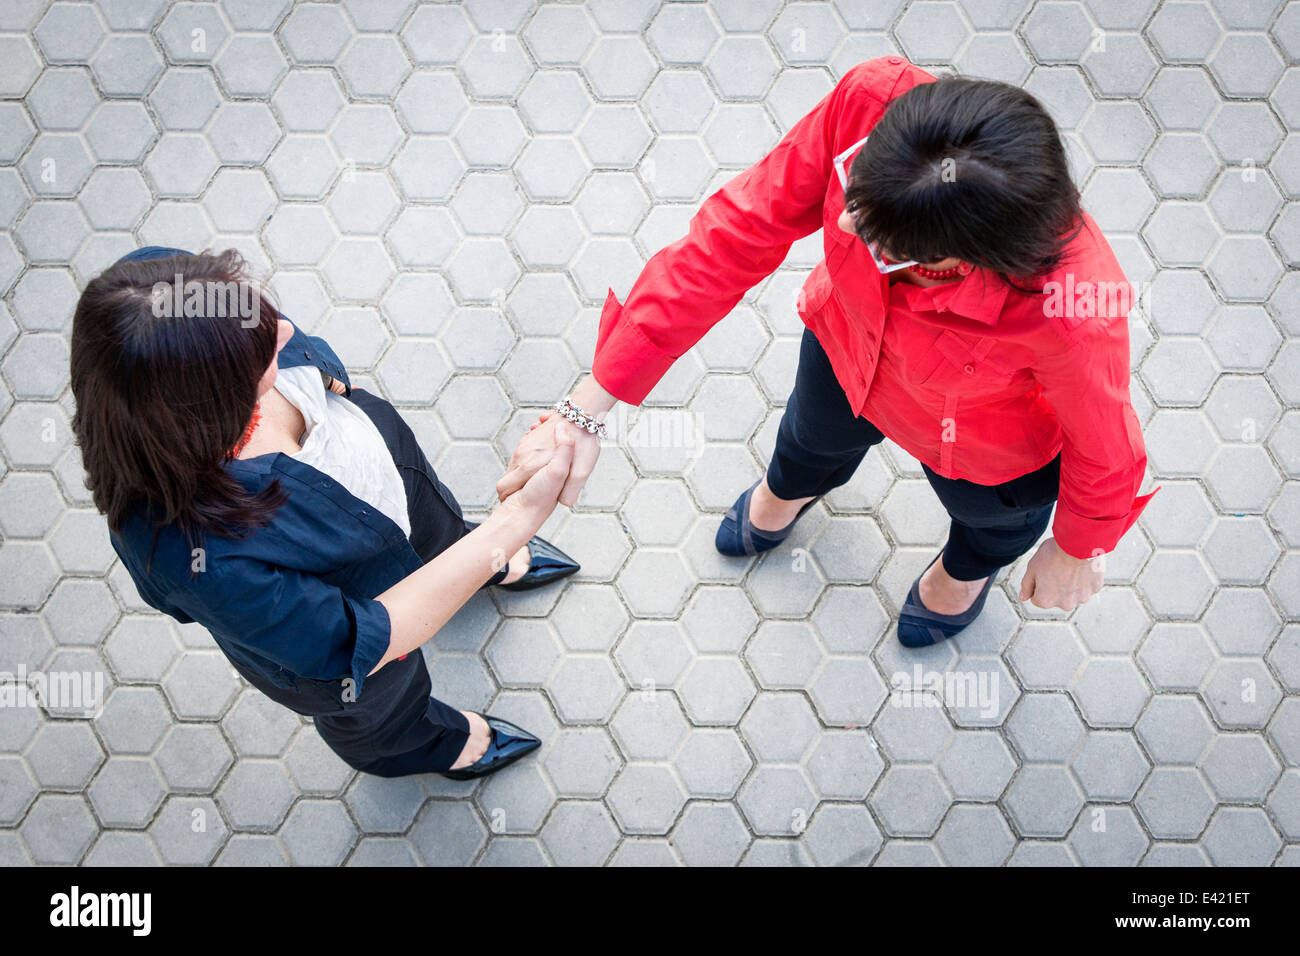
[1031,308,1158,560]
[174,555,392,698]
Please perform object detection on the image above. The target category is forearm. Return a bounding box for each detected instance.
[569,373,618,416]
[370,509,534,673]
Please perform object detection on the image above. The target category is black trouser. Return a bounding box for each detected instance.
[766,329,1060,582]
[234,388,493,777]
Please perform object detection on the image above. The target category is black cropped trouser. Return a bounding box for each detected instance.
[766,329,1060,582]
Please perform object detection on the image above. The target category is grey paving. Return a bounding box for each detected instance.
[0,0,1294,867]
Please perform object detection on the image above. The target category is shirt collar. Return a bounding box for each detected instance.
[891,266,1011,326]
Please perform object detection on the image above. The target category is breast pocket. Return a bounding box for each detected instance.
[919,329,1020,396]
[797,260,835,319]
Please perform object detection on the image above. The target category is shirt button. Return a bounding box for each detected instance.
[888,56,903,64]
[963,364,975,374]
[303,350,311,359]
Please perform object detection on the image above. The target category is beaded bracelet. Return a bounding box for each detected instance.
[553,397,608,438]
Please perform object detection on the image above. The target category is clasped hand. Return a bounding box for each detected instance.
[497,410,602,509]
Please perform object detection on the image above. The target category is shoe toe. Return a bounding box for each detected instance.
[485,716,539,746]
[714,511,748,557]
[897,616,943,648]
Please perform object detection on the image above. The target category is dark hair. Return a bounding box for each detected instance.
[70,249,287,554]
[844,75,1084,288]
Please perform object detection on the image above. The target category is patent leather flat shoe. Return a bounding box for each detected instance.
[440,714,541,781]
[465,522,580,591]
[715,481,822,557]
[897,551,996,647]
[498,533,579,591]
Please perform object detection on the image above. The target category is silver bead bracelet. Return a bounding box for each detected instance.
[553,397,608,438]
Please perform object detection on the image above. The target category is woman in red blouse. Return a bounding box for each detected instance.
[500,57,1156,647]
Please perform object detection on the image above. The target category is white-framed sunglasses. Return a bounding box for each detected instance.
[833,134,918,274]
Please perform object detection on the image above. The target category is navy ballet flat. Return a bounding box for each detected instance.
[465,521,580,591]
[897,551,996,647]
[715,481,822,557]
[440,714,541,781]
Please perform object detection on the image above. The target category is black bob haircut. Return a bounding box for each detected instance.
[844,75,1085,289]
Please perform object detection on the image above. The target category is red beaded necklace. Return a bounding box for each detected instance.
[883,256,977,282]
[910,260,973,280]
[228,406,262,458]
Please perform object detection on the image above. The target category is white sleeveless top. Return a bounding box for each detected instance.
[273,365,412,537]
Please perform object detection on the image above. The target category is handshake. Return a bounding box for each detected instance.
[493,379,611,533]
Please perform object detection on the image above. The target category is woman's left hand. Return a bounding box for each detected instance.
[1018,537,1104,612]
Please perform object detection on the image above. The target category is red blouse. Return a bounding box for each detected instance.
[591,56,1156,561]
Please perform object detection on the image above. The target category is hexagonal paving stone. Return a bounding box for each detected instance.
[869,764,952,838]
[938,729,1017,802]
[279,799,358,866]
[1138,697,1216,770]
[606,763,687,835]
[737,764,817,837]
[538,800,619,867]
[20,793,99,864]
[1201,807,1282,867]
[1008,620,1086,689]
[40,578,117,648]
[933,803,1016,866]
[26,720,105,790]
[547,655,624,724]
[162,651,241,720]
[613,621,693,691]
[745,620,825,689]
[1199,732,1282,807]
[610,692,690,762]
[666,801,749,867]
[620,479,697,546]
[94,686,173,756]
[809,655,888,727]
[874,694,956,762]
[811,585,890,655]
[86,756,168,828]
[344,772,427,834]
[1137,550,1216,619]
[615,549,694,618]
[674,728,753,799]
[1070,732,1151,801]
[1067,804,1150,866]
[148,795,228,865]
[1004,765,1085,838]
[405,799,488,866]
[1006,692,1086,762]
[1202,658,1283,730]
[154,723,233,793]
[1138,623,1217,692]
[1070,658,1150,728]
[485,619,562,689]
[542,727,622,798]
[798,801,883,866]
[1135,767,1215,840]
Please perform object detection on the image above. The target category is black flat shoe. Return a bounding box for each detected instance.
[897,551,996,647]
[465,522,580,591]
[440,714,541,780]
[497,533,580,591]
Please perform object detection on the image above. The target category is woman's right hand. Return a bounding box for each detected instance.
[497,419,576,534]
